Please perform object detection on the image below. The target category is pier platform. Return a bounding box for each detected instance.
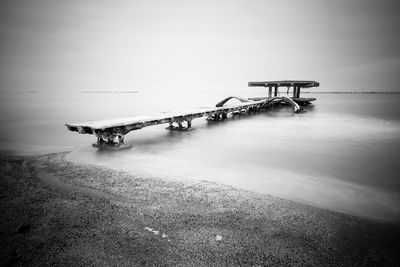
[248,80,319,103]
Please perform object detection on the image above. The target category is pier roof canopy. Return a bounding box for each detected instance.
[248,80,319,88]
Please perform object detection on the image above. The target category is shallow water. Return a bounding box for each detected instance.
[1,90,400,221]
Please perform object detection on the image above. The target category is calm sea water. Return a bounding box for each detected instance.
[1,90,400,221]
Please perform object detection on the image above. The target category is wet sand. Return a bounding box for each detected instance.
[0,152,399,266]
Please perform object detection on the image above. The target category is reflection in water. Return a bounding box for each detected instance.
[1,91,400,221]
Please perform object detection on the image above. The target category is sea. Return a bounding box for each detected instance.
[1,89,400,222]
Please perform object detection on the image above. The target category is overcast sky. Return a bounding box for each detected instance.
[0,0,399,92]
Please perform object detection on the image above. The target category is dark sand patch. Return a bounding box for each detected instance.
[0,152,399,266]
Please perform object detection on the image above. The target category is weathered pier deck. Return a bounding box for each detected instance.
[66,80,319,148]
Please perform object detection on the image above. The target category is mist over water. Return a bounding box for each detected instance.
[1,90,400,221]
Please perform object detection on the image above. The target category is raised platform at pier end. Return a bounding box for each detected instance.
[248,80,319,102]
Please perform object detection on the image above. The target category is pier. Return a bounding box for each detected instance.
[65,80,319,148]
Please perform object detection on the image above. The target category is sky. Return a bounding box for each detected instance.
[0,0,399,92]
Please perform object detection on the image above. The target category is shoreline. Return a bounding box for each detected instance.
[1,152,399,266]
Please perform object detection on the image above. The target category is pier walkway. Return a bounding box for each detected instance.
[65,80,319,148]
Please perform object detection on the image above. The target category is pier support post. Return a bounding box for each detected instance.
[167,119,192,131]
[92,131,130,149]
[100,132,117,144]
[274,86,278,96]
[293,86,300,98]
[97,135,105,144]
[207,112,228,121]
[207,114,218,121]
[117,134,125,144]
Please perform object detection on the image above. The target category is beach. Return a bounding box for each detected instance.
[1,151,399,266]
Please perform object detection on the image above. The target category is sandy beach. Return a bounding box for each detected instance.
[0,152,399,266]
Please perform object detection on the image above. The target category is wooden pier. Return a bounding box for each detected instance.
[65,80,319,148]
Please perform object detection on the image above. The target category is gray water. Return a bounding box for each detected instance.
[1,90,400,222]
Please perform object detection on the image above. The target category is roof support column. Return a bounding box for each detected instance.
[274,86,278,96]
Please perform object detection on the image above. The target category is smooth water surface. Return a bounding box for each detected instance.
[1,90,400,221]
